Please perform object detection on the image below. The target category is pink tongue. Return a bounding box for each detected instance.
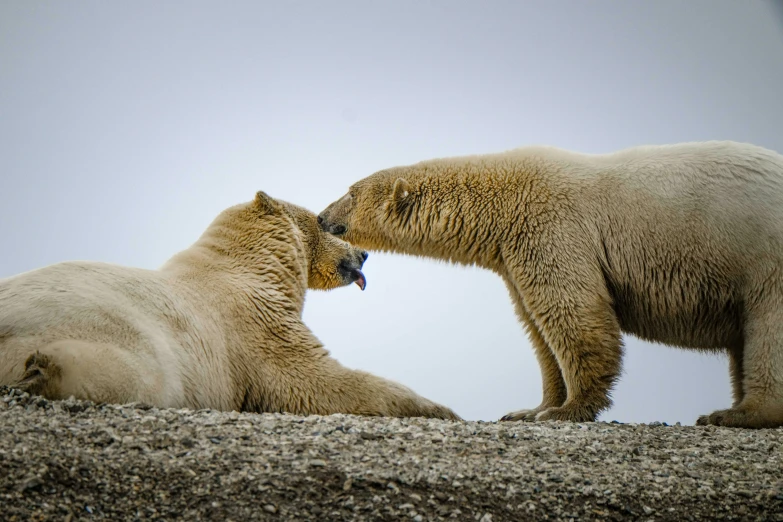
[354,271,367,291]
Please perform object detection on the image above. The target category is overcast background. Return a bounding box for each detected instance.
[2,1,783,424]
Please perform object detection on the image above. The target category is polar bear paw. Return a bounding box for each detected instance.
[500,406,546,422]
[15,351,60,396]
[533,405,598,423]
[502,403,599,423]
[696,407,783,429]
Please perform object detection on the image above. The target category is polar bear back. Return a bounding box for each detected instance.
[0,261,232,407]
[434,141,783,259]
[516,141,782,224]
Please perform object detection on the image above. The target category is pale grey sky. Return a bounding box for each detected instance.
[2,1,782,424]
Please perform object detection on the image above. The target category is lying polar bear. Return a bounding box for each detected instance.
[0,191,459,420]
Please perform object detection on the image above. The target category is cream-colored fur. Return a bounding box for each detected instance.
[318,141,783,428]
[0,191,459,420]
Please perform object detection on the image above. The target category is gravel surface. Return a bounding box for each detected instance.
[1,386,782,521]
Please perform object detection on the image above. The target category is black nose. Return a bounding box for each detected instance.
[360,251,369,263]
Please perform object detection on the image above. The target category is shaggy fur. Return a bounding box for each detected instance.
[318,141,783,428]
[0,192,459,420]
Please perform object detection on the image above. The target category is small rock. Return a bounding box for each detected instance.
[17,476,43,492]
[64,402,86,413]
[310,459,326,467]
[263,504,277,513]
[127,401,153,410]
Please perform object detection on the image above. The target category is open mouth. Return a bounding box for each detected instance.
[338,261,367,291]
[351,269,367,291]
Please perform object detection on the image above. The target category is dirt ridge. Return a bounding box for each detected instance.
[1,386,782,521]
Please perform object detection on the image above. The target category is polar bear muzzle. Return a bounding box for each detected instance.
[338,250,368,290]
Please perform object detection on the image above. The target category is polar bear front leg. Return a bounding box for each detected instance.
[511,264,623,423]
[348,372,463,421]
[501,285,567,421]
[249,348,461,420]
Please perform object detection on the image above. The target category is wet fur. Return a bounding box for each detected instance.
[319,141,783,428]
[0,192,459,420]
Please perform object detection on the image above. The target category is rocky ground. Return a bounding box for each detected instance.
[1,386,782,521]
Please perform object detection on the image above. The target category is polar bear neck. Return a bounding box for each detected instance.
[367,160,563,273]
[161,213,310,315]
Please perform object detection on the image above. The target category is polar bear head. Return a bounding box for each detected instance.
[316,167,424,254]
[255,191,369,291]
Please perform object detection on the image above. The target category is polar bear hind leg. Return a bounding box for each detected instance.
[698,289,783,428]
[14,340,169,406]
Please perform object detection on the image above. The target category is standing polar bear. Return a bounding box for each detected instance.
[0,191,459,420]
[318,141,783,428]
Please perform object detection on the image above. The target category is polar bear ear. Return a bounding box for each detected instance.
[391,178,412,205]
[254,191,281,215]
